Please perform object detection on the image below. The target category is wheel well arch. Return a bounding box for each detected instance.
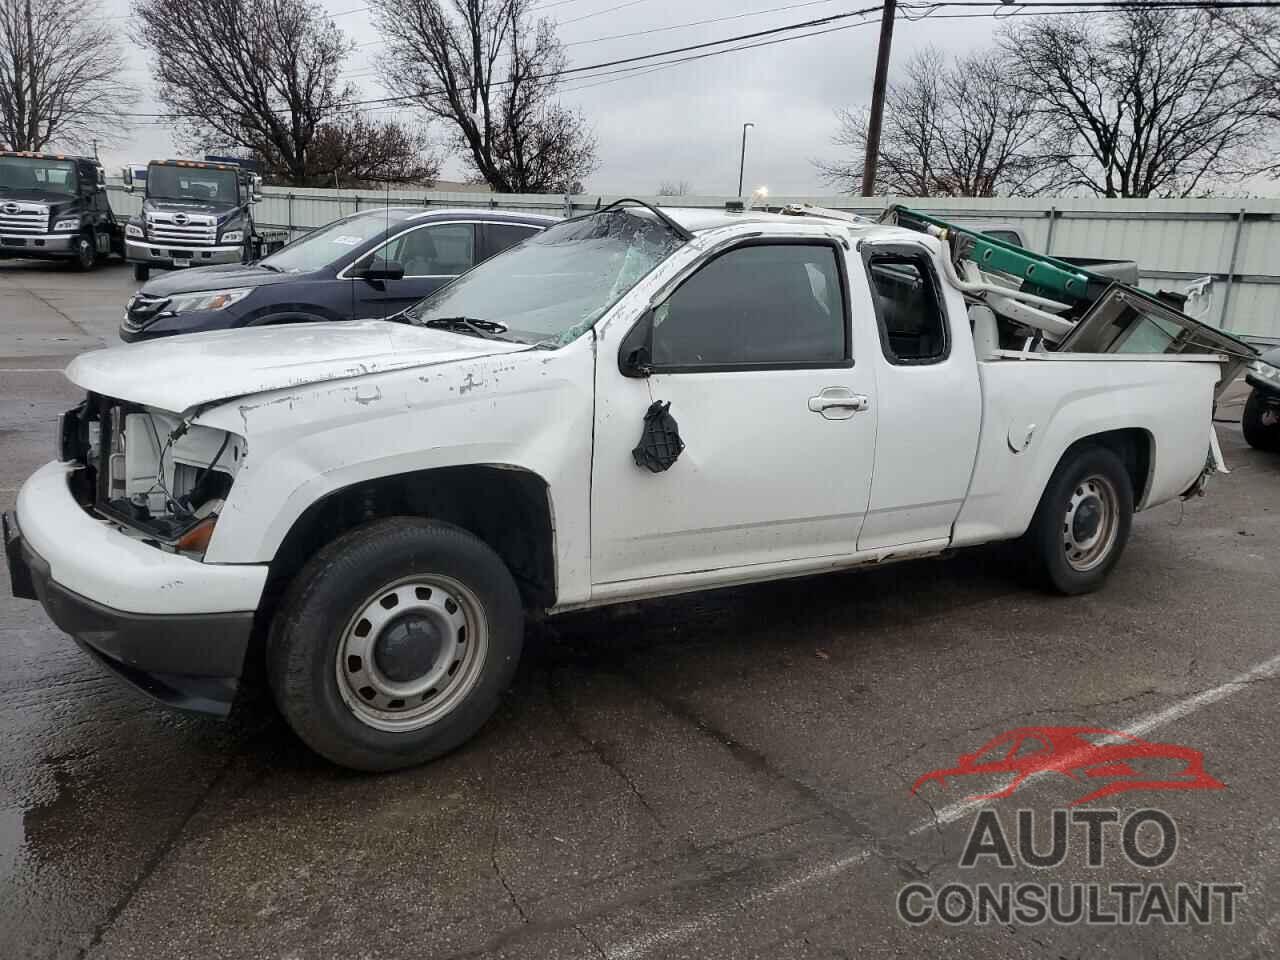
[1062,427,1154,508]
[262,464,557,617]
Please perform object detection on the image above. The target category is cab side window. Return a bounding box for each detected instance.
[650,243,848,369]
[866,253,948,365]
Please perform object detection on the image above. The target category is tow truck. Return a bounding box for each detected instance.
[122,158,288,282]
[0,151,124,269]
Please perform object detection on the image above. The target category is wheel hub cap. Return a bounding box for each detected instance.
[372,614,443,684]
[335,576,489,733]
[1063,475,1120,573]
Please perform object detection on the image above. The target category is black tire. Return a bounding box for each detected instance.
[266,518,524,772]
[1242,389,1280,452]
[132,263,150,283]
[1026,444,1134,595]
[74,234,97,271]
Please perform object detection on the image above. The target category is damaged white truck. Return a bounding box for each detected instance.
[3,201,1253,770]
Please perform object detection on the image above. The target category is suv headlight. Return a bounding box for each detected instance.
[1253,361,1280,384]
[221,230,243,245]
[126,222,144,238]
[168,287,253,313]
[52,219,79,232]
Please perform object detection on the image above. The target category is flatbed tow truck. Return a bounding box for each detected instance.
[0,151,124,269]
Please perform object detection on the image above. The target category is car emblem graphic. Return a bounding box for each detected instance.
[173,213,189,225]
[2,202,18,214]
[911,726,1225,806]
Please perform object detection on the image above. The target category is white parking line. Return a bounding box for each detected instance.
[608,649,1280,959]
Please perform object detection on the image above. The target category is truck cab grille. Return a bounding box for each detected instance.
[146,212,217,246]
[0,201,48,235]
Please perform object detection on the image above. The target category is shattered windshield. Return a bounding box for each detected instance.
[406,207,687,346]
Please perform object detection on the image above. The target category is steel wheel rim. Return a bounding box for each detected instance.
[1063,474,1120,573]
[78,239,93,267]
[335,574,488,733]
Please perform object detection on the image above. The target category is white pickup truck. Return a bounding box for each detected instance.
[4,202,1232,770]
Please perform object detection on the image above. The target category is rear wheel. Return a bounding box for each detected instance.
[132,263,150,283]
[1026,445,1134,595]
[266,518,524,771]
[1242,389,1280,452]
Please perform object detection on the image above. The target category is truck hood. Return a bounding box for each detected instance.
[142,198,238,220]
[65,320,531,412]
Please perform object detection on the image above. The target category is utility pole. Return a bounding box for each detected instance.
[861,0,897,197]
[737,122,754,197]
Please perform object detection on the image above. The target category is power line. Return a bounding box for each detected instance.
[117,0,1280,119]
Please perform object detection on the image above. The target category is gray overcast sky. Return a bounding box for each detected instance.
[95,0,1010,194]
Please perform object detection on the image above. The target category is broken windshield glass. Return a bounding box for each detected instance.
[406,208,687,346]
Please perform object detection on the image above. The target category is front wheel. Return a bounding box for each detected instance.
[1026,445,1134,595]
[74,234,96,271]
[1242,389,1280,452]
[132,263,150,283]
[267,518,524,771]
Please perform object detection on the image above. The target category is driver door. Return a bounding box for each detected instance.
[589,238,880,586]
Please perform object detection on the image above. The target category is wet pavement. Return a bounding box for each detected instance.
[2,260,1280,959]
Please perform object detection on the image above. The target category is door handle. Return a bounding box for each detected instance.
[808,388,870,419]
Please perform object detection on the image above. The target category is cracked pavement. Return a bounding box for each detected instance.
[2,262,1280,958]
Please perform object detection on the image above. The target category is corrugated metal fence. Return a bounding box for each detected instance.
[105,183,1280,342]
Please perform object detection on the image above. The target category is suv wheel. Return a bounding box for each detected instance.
[1242,389,1280,452]
[1026,445,1134,595]
[267,518,524,771]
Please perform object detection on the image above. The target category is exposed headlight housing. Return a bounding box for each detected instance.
[125,222,144,238]
[167,287,253,313]
[221,230,243,245]
[52,219,79,232]
[1251,361,1280,383]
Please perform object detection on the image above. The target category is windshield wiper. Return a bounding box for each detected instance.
[423,316,510,340]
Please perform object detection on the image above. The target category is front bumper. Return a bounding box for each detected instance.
[6,462,269,715]
[119,308,234,343]
[0,232,77,257]
[126,238,242,269]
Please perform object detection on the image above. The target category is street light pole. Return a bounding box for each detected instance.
[861,0,897,196]
[738,122,754,197]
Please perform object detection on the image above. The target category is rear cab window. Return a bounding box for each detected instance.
[865,250,949,366]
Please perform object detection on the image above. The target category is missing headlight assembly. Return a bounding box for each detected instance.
[63,394,244,551]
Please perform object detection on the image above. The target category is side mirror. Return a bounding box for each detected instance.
[121,166,134,193]
[618,308,655,377]
[358,259,405,282]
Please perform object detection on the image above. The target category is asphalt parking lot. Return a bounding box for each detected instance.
[2,259,1279,960]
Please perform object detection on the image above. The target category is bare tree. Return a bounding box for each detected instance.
[0,0,136,152]
[816,48,1052,197]
[656,180,691,196]
[373,0,597,193]
[132,0,438,186]
[1002,7,1272,197]
[1206,8,1280,179]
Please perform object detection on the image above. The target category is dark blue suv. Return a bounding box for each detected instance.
[120,207,554,341]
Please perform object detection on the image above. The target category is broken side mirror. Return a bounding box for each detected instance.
[358,259,405,282]
[618,308,655,378]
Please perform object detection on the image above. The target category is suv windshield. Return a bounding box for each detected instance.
[0,156,77,196]
[146,164,239,203]
[260,211,399,274]
[406,207,687,345]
